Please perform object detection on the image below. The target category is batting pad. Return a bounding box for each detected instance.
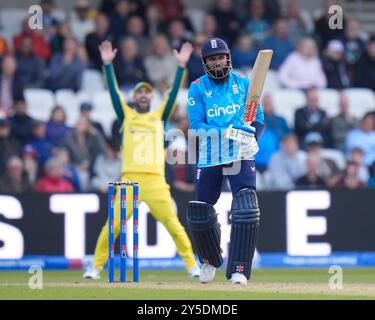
[226,188,260,280]
[187,201,223,268]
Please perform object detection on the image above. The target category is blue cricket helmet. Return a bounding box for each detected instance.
[201,38,232,79]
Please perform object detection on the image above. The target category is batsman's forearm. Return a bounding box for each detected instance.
[252,121,265,140]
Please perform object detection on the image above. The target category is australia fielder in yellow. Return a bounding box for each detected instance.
[83,40,199,280]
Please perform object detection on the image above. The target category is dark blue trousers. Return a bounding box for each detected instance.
[196,160,256,205]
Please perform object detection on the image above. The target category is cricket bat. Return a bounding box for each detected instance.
[225,49,273,141]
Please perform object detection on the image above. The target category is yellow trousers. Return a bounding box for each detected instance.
[93,173,197,271]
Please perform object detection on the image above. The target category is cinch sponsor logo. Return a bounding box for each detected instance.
[207,103,241,117]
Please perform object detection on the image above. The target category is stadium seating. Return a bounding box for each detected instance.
[256,171,267,190]
[0,8,26,44]
[263,69,281,94]
[187,8,205,33]
[343,88,375,119]
[21,86,375,142]
[270,89,306,127]
[24,88,55,122]
[82,69,105,92]
[51,9,67,23]
[321,148,346,170]
[176,88,189,111]
[92,90,116,136]
[55,89,81,127]
[318,89,340,117]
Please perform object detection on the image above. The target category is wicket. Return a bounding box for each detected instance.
[108,182,139,283]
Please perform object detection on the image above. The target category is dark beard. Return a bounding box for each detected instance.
[211,67,231,83]
[129,102,150,113]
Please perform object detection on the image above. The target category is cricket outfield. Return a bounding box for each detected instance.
[0,268,374,300]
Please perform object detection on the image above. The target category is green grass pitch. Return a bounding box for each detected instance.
[0,268,374,300]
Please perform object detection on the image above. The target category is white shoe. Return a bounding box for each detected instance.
[188,266,200,279]
[83,264,100,279]
[230,272,247,285]
[199,263,216,283]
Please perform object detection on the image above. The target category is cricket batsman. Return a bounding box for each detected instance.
[186,38,264,285]
[83,40,200,279]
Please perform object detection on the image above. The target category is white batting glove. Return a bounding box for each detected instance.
[238,135,259,159]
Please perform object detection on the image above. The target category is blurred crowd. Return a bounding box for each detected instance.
[0,0,375,193]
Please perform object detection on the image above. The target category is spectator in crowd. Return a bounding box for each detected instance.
[0,116,21,174]
[243,0,270,47]
[210,0,241,46]
[186,34,206,83]
[91,140,121,192]
[295,153,327,189]
[100,0,145,16]
[368,162,375,188]
[36,157,74,193]
[13,19,51,62]
[201,14,219,40]
[268,133,307,190]
[107,0,130,42]
[231,32,257,72]
[353,35,375,91]
[330,93,359,150]
[256,125,279,172]
[278,38,327,89]
[50,21,73,53]
[151,0,185,21]
[22,144,40,186]
[98,0,115,14]
[0,36,8,57]
[126,15,148,52]
[263,0,282,23]
[128,0,147,18]
[166,116,196,192]
[46,106,72,146]
[145,4,164,38]
[85,13,111,70]
[263,18,293,70]
[294,88,330,146]
[53,147,81,191]
[63,117,107,191]
[144,34,177,91]
[285,0,314,47]
[40,0,60,42]
[322,40,350,89]
[14,37,45,90]
[0,156,33,193]
[263,94,290,140]
[70,0,96,44]
[314,0,346,49]
[167,19,192,51]
[305,132,340,185]
[332,161,365,189]
[0,55,22,115]
[9,99,35,146]
[48,37,85,92]
[29,121,53,166]
[348,147,369,185]
[114,37,148,91]
[79,102,106,138]
[342,18,366,81]
[345,112,375,167]
[166,135,195,192]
